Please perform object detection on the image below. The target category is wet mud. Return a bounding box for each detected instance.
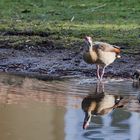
[0,37,140,79]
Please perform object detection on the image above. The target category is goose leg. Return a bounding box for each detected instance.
[96,82,100,93]
[96,81,104,93]
[100,66,106,81]
[96,65,100,80]
[101,82,105,93]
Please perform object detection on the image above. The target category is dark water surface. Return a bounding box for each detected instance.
[0,73,140,140]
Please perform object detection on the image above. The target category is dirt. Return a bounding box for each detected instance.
[0,36,140,80]
[1,30,53,37]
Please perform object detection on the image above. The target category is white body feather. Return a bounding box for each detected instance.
[98,50,116,66]
[98,95,115,113]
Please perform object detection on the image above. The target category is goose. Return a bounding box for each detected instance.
[133,69,140,82]
[83,36,121,81]
[82,93,123,129]
[132,69,140,88]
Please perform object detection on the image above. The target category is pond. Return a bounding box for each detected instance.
[0,73,140,140]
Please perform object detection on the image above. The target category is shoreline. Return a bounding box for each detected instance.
[0,46,139,80]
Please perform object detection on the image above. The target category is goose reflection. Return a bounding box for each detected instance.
[82,82,123,129]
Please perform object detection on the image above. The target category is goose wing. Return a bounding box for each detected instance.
[93,42,120,53]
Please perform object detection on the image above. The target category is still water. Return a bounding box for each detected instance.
[0,73,140,140]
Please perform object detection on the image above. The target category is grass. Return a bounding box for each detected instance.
[0,0,140,52]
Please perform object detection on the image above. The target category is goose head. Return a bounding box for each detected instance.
[84,36,93,47]
[83,112,92,129]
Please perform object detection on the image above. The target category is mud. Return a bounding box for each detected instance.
[0,38,140,79]
[1,30,53,37]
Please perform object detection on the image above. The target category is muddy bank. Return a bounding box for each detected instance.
[0,39,140,79]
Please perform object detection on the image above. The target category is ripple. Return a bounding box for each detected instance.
[0,73,140,140]
[0,73,140,111]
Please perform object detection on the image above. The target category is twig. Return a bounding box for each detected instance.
[85,4,107,12]
[70,16,75,22]
[91,4,107,11]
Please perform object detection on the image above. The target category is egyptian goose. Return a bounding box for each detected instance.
[83,36,121,81]
[133,69,140,82]
[82,93,123,129]
[132,69,140,88]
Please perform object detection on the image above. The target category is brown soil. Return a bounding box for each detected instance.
[0,34,140,80]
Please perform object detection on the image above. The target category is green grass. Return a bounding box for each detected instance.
[0,0,140,52]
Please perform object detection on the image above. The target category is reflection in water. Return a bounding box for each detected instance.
[132,70,140,94]
[0,73,140,140]
[82,82,123,129]
[0,74,82,107]
[80,82,140,140]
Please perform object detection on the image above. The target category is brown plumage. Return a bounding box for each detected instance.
[83,36,121,81]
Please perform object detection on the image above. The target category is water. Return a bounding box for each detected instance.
[0,73,140,140]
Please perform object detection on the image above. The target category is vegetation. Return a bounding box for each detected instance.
[0,0,140,52]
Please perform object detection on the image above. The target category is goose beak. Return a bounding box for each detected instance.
[83,112,91,129]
